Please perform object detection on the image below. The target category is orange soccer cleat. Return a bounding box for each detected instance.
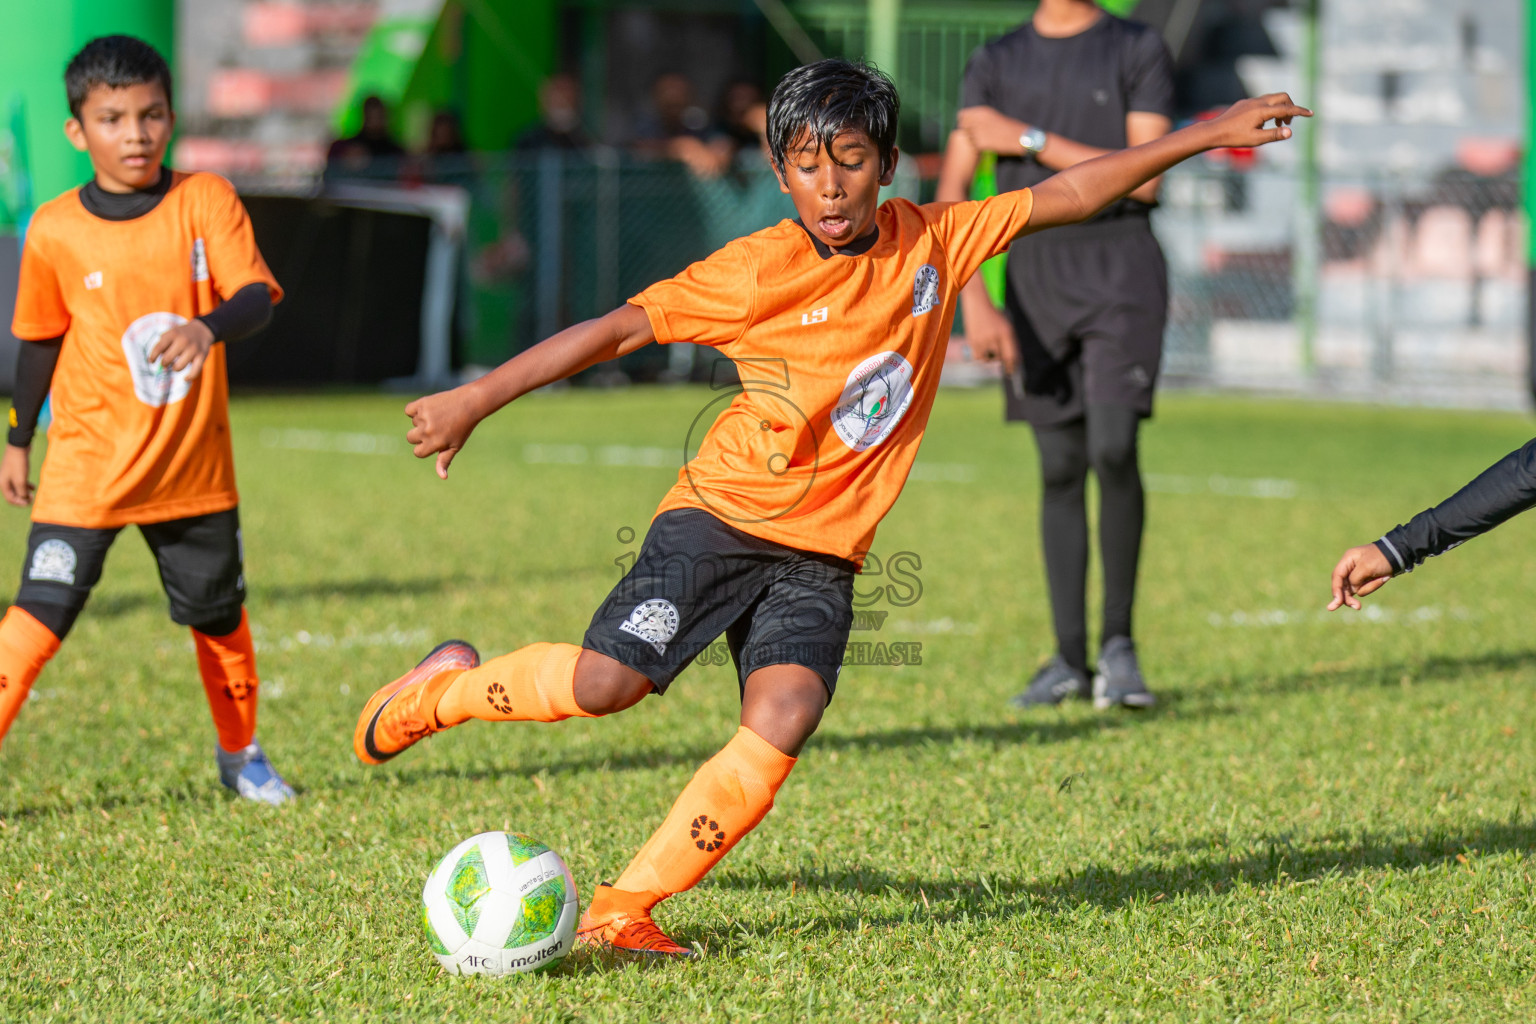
[353,640,480,765]
[576,883,698,960]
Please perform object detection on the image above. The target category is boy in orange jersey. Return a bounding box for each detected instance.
[355,59,1306,955]
[0,36,293,804]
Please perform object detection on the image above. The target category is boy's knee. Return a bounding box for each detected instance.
[15,600,77,643]
[572,650,653,715]
[186,606,243,637]
[741,668,828,756]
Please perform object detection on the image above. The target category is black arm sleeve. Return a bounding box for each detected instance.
[8,336,63,448]
[1374,436,1536,573]
[195,281,273,344]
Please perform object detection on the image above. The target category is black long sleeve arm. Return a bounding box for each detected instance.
[1374,436,1536,574]
[196,281,273,343]
[8,336,63,448]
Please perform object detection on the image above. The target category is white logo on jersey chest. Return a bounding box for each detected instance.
[192,238,209,282]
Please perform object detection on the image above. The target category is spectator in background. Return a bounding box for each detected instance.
[410,111,471,187]
[715,80,768,168]
[936,0,1176,711]
[515,73,590,152]
[324,94,405,181]
[427,111,466,157]
[633,72,729,179]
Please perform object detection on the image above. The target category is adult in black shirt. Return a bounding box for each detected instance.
[936,0,1175,709]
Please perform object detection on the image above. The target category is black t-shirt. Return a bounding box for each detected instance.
[960,14,1175,219]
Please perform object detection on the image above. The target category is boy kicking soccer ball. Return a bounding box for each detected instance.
[0,37,293,804]
[1329,436,1536,609]
[355,59,1306,956]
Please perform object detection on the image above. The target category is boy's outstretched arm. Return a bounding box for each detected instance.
[1022,94,1310,234]
[1328,436,1536,610]
[406,303,655,479]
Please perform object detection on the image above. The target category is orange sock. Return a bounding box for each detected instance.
[0,608,62,747]
[193,609,260,753]
[609,725,796,910]
[432,642,595,727]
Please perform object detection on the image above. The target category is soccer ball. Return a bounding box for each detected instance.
[420,831,580,976]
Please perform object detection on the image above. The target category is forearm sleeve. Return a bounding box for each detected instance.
[1375,436,1536,573]
[8,336,63,448]
[196,281,273,343]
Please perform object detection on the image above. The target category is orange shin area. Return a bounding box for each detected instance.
[0,608,61,746]
[432,642,591,726]
[611,725,796,906]
[192,609,259,754]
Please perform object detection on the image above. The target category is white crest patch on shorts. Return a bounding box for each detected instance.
[618,599,680,655]
[29,539,78,585]
[912,264,939,317]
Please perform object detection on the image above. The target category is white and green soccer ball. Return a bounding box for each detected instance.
[420,831,579,976]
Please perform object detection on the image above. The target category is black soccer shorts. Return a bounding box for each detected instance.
[583,508,855,697]
[1002,218,1168,427]
[16,508,246,627]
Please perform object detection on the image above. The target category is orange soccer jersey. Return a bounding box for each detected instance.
[631,190,1034,564]
[11,171,282,528]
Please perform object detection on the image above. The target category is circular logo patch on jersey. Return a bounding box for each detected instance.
[831,351,915,452]
[121,311,194,408]
[618,599,681,655]
[912,264,940,317]
[29,539,78,585]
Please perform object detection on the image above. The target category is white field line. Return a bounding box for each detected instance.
[260,428,405,455]
[523,442,979,480]
[1207,604,1471,629]
[259,431,1295,502]
[1146,473,1299,499]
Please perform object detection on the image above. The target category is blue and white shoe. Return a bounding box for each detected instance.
[216,740,297,805]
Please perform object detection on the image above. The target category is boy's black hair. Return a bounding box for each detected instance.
[767,59,899,176]
[65,35,174,119]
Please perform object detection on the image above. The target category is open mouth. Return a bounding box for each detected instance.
[818,215,852,240]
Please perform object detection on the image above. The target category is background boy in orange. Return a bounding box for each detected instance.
[353,59,1306,956]
[0,36,294,805]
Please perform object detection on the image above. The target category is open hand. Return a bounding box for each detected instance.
[148,320,216,380]
[960,290,1018,376]
[405,386,485,479]
[1327,543,1394,611]
[0,444,32,507]
[1201,93,1312,150]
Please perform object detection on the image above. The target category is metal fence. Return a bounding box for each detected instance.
[795,2,1025,152]
[328,152,1527,407]
[438,149,919,377]
[1154,165,1525,407]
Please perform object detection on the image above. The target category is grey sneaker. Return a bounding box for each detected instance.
[1010,655,1091,707]
[217,740,296,805]
[1093,637,1156,710]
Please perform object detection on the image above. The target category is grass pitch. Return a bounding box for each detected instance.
[2,387,1535,1022]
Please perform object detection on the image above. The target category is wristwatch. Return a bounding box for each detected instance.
[1019,126,1048,156]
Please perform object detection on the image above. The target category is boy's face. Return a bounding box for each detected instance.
[64,81,174,193]
[777,127,897,249]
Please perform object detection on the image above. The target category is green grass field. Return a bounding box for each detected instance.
[2,387,1535,1022]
